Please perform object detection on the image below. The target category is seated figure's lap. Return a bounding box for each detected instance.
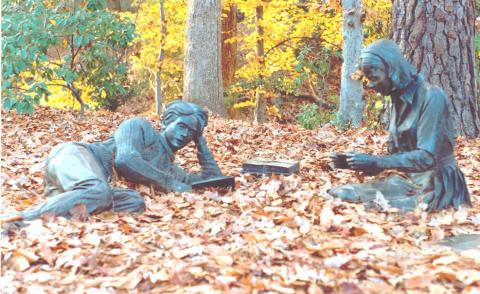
[328,175,419,212]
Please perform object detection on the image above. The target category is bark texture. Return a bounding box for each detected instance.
[155,0,166,116]
[391,0,479,137]
[254,5,266,124]
[154,72,162,116]
[338,0,364,128]
[184,0,227,117]
[221,4,237,88]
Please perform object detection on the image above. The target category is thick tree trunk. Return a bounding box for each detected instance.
[391,0,479,137]
[155,0,166,116]
[338,0,364,128]
[183,0,227,117]
[221,4,237,88]
[107,0,133,12]
[254,5,266,124]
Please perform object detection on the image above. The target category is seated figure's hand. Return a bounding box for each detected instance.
[387,141,398,154]
[362,166,383,176]
[329,152,349,169]
[172,180,192,192]
[346,152,381,173]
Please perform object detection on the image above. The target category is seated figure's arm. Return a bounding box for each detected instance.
[113,118,186,192]
[346,149,435,174]
[376,150,435,173]
[166,135,222,184]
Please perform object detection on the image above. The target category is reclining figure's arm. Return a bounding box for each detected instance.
[165,135,223,184]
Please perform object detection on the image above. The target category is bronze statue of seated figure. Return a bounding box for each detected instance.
[329,39,471,212]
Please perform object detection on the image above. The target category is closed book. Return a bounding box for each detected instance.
[241,158,300,175]
[191,176,235,189]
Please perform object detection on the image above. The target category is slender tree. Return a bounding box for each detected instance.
[337,0,364,128]
[391,0,479,137]
[183,0,227,117]
[254,5,266,124]
[154,0,167,116]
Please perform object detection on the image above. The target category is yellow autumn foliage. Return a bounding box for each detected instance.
[129,0,187,101]
[130,0,391,106]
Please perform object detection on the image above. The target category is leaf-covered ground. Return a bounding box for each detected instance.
[1,107,479,293]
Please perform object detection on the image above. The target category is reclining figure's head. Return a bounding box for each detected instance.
[161,101,208,151]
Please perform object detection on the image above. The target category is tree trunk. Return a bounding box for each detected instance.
[338,0,364,128]
[221,4,237,88]
[107,0,133,11]
[155,0,166,116]
[154,72,162,115]
[254,5,266,124]
[183,0,227,117]
[391,0,479,137]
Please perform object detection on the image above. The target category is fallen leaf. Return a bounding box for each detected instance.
[320,205,335,227]
[323,255,351,269]
[433,255,459,266]
[10,255,30,271]
[404,275,431,289]
[340,282,364,294]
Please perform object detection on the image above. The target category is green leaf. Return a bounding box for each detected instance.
[74,35,83,47]
[38,54,49,62]
[3,98,15,110]
[4,62,13,77]
[16,101,24,113]
[20,48,28,59]
[23,101,34,113]
[294,63,302,72]
[15,59,27,73]
[2,79,12,89]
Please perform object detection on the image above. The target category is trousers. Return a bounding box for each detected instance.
[21,142,145,221]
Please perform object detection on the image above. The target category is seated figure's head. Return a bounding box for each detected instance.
[358,39,417,96]
[161,101,208,151]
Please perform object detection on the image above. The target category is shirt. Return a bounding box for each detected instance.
[382,75,471,210]
[88,118,222,191]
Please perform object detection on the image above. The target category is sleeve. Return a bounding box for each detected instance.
[377,150,434,173]
[165,136,223,184]
[113,118,175,191]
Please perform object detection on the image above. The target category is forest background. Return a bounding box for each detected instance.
[3,0,480,132]
[1,0,410,126]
